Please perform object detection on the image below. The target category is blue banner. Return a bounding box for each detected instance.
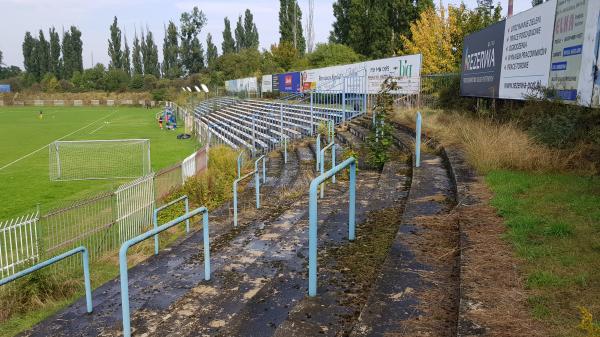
[0,84,11,93]
[278,72,301,93]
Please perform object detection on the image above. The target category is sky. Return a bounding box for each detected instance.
[0,0,532,69]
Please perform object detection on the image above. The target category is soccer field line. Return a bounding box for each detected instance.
[0,112,117,172]
[89,122,110,134]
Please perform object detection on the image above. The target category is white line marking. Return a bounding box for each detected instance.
[0,112,116,171]
[89,122,109,134]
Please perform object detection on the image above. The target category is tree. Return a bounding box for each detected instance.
[279,0,306,54]
[142,29,160,78]
[49,27,62,78]
[234,15,244,52]
[162,21,181,79]
[108,16,123,70]
[330,0,433,58]
[307,43,361,68]
[63,26,83,79]
[180,6,207,74]
[402,5,455,74]
[122,35,131,76]
[132,30,143,75]
[329,0,351,44]
[206,33,218,69]
[0,50,3,66]
[104,68,129,91]
[37,30,50,77]
[244,9,260,50]
[82,63,106,90]
[271,41,299,71]
[23,32,39,79]
[222,17,236,54]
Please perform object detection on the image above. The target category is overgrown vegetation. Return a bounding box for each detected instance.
[365,78,394,169]
[391,108,597,175]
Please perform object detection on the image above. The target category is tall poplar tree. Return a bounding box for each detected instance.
[279,0,305,54]
[162,21,181,78]
[49,27,62,78]
[142,28,160,77]
[108,16,123,69]
[132,30,143,75]
[37,30,50,76]
[222,17,236,54]
[122,35,131,76]
[206,33,218,69]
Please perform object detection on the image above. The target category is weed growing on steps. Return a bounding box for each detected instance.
[578,307,600,337]
[366,78,395,170]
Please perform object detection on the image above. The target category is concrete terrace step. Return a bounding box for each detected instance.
[20,146,306,337]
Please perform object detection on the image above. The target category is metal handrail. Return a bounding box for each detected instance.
[415,111,422,168]
[308,157,357,297]
[0,246,93,313]
[119,207,210,337]
[233,169,258,227]
[319,141,336,198]
[152,195,190,255]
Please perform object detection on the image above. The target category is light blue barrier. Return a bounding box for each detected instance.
[308,157,356,297]
[283,137,288,164]
[255,155,266,208]
[119,206,210,337]
[319,141,336,198]
[153,195,190,255]
[315,134,321,171]
[237,151,245,179]
[415,111,422,168]
[0,246,92,313]
[233,169,258,227]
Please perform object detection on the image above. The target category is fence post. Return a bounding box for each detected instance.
[310,92,314,136]
[315,134,321,171]
[284,137,288,164]
[342,80,347,123]
[415,111,422,168]
[280,103,284,141]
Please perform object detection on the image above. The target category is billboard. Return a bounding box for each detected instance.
[460,21,506,98]
[278,72,302,93]
[300,54,422,94]
[548,0,589,101]
[225,77,258,92]
[272,74,280,93]
[499,0,557,99]
[461,0,600,107]
[261,75,272,93]
[0,85,10,93]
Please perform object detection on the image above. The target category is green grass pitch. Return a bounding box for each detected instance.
[0,106,198,220]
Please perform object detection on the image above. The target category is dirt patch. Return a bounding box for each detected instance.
[458,177,548,336]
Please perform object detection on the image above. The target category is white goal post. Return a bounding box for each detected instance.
[49,139,152,181]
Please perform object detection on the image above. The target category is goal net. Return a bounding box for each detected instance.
[49,139,152,181]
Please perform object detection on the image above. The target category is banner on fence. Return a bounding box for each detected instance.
[261,75,273,93]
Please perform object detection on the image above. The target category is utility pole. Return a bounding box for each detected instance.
[293,0,297,49]
[306,0,314,53]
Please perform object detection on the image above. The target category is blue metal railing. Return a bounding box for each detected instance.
[308,157,357,297]
[319,141,336,198]
[315,134,321,171]
[153,195,190,255]
[415,111,422,168]
[119,207,210,337]
[233,170,258,227]
[237,151,245,178]
[0,246,93,313]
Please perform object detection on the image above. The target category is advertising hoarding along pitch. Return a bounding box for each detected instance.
[261,75,272,93]
[300,54,422,94]
[460,21,506,98]
[0,85,11,93]
[278,72,302,93]
[499,0,557,99]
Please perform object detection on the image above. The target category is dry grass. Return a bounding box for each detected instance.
[391,108,596,174]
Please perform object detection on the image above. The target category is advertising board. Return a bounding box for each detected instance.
[460,21,506,98]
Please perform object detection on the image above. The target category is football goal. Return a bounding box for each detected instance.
[49,139,152,181]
